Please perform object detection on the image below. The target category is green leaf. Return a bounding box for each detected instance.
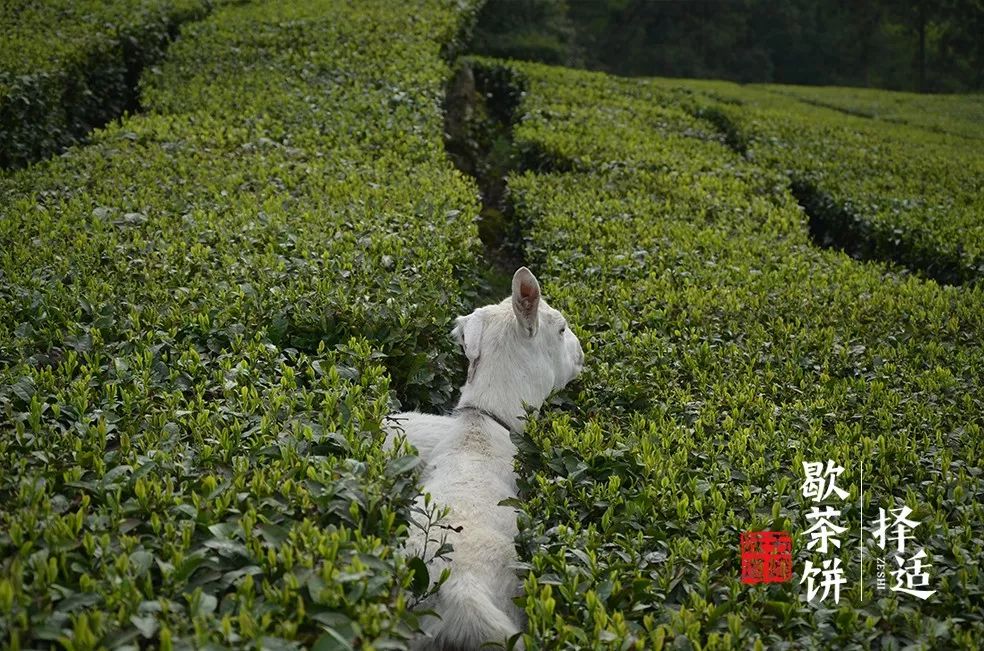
[56,592,100,613]
[130,614,159,638]
[207,522,237,538]
[130,550,153,576]
[11,376,35,403]
[409,556,429,596]
[258,523,291,546]
[385,455,420,477]
[195,593,218,617]
[312,629,353,651]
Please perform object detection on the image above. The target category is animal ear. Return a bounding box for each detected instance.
[512,266,541,337]
[452,312,484,382]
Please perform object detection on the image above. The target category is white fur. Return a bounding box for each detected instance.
[385,267,584,650]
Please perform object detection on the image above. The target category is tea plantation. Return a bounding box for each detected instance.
[0,0,234,169]
[484,60,984,648]
[671,81,984,285]
[2,1,983,650]
[1,0,482,647]
[755,83,984,142]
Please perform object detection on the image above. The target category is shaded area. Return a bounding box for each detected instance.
[696,105,976,286]
[792,180,974,286]
[469,0,984,93]
[696,106,750,156]
[443,60,529,301]
[0,5,211,170]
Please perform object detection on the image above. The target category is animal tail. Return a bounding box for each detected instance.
[415,575,523,650]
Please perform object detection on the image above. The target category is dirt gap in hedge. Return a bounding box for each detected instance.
[443,61,529,302]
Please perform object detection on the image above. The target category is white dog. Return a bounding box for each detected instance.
[386,267,584,650]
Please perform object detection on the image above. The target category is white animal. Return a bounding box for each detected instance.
[385,267,584,650]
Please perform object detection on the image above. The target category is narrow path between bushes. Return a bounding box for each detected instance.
[443,61,528,303]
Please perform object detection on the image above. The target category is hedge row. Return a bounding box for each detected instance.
[0,0,223,169]
[756,84,984,142]
[656,80,984,285]
[476,59,984,649]
[0,1,482,648]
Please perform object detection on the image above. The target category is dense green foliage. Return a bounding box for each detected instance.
[0,0,227,169]
[4,0,983,648]
[470,0,984,92]
[662,81,984,284]
[458,57,984,648]
[754,84,984,141]
[0,1,483,648]
[479,60,984,283]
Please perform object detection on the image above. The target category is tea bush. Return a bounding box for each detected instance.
[754,84,984,142]
[476,59,984,649]
[657,80,984,285]
[0,0,225,169]
[5,2,983,648]
[0,1,482,648]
